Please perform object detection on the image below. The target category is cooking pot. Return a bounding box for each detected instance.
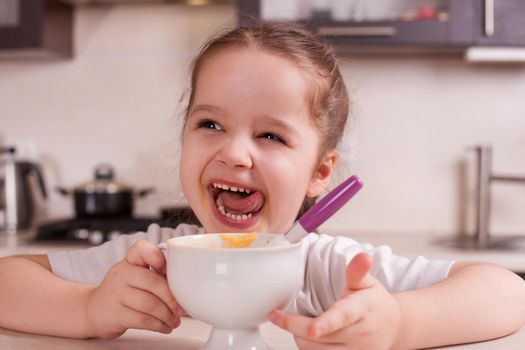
[57,164,154,218]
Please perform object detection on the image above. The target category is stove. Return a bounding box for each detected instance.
[34,207,199,245]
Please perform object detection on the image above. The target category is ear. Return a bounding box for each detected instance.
[307,149,338,197]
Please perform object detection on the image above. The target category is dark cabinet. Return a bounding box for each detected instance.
[306,1,475,48]
[238,0,525,49]
[0,0,73,58]
[0,0,42,49]
[473,0,525,46]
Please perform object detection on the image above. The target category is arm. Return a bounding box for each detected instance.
[270,255,525,350]
[393,261,525,349]
[0,241,185,339]
[0,254,94,337]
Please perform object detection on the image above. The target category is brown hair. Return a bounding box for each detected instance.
[184,20,349,157]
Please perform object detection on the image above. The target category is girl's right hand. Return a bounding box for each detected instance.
[84,240,185,339]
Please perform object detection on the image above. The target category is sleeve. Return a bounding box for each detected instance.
[48,223,200,285]
[291,234,454,317]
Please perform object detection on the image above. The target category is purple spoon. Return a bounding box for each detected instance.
[265,175,363,246]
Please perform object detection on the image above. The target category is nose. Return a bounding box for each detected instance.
[215,136,253,169]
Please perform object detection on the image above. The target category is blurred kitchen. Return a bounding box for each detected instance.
[1,0,525,273]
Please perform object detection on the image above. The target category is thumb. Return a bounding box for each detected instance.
[126,240,167,275]
[345,252,374,291]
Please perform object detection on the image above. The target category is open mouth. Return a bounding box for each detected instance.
[208,182,265,226]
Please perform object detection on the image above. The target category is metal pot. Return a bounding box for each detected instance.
[1,146,48,231]
[57,164,154,218]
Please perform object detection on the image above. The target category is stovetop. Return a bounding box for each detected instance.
[35,207,199,245]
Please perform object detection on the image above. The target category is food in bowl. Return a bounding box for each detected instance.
[219,232,257,248]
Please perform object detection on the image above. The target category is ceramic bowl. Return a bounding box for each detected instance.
[165,233,304,350]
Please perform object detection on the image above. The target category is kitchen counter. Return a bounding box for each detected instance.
[2,231,525,272]
[0,317,524,350]
[348,232,525,273]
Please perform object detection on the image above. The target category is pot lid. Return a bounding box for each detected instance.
[76,164,132,193]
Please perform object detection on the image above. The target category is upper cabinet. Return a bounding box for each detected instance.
[0,0,73,58]
[473,0,525,46]
[238,0,525,50]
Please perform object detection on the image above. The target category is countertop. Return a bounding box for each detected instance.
[0,317,524,350]
[2,230,525,272]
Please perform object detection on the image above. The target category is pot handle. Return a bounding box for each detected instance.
[136,187,155,198]
[20,161,48,199]
[56,186,71,196]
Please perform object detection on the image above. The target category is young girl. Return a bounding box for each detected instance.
[1,21,524,349]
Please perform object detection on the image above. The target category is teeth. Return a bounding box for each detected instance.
[215,198,254,221]
[213,182,252,194]
[212,182,257,221]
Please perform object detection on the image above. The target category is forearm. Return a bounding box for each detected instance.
[392,262,525,350]
[0,255,94,338]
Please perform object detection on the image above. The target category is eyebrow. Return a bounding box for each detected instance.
[189,104,223,117]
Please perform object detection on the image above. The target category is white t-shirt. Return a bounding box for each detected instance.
[48,224,454,317]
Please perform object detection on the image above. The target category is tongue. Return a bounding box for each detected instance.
[218,191,264,215]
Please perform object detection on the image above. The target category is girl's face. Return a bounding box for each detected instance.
[181,48,335,234]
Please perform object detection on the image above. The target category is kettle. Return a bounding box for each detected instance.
[0,147,47,233]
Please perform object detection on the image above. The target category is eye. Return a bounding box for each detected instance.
[197,119,223,131]
[259,132,286,144]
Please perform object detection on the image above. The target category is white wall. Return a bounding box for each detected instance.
[1,4,525,237]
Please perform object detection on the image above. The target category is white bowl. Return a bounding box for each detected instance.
[165,233,304,350]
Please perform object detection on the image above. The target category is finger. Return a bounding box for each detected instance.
[294,335,347,350]
[270,309,338,343]
[269,309,312,340]
[312,318,378,346]
[126,264,184,317]
[126,240,167,275]
[346,252,374,291]
[309,293,367,338]
[120,287,180,329]
[119,307,178,334]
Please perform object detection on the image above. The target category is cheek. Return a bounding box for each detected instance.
[260,153,315,227]
[180,140,205,196]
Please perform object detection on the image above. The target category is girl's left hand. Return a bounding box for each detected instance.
[269,252,402,350]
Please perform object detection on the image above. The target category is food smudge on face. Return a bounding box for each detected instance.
[219,232,258,248]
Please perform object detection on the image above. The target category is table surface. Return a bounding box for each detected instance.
[0,317,524,350]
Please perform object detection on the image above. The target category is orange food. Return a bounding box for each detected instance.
[219,232,257,248]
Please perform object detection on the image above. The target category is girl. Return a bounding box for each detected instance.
[1,21,525,349]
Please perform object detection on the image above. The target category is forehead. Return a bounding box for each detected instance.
[192,47,313,121]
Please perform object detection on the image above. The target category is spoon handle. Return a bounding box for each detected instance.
[298,175,363,233]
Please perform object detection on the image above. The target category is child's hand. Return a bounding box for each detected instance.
[84,240,185,339]
[269,252,401,350]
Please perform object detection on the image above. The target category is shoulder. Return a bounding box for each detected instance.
[145,223,203,243]
[301,233,376,259]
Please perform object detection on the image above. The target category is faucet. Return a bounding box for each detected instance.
[473,145,525,248]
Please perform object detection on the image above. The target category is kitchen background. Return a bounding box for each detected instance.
[1,0,525,240]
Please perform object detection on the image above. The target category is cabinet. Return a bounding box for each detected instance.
[0,0,73,58]
[473,0,525,46]
[238,0,525,50]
